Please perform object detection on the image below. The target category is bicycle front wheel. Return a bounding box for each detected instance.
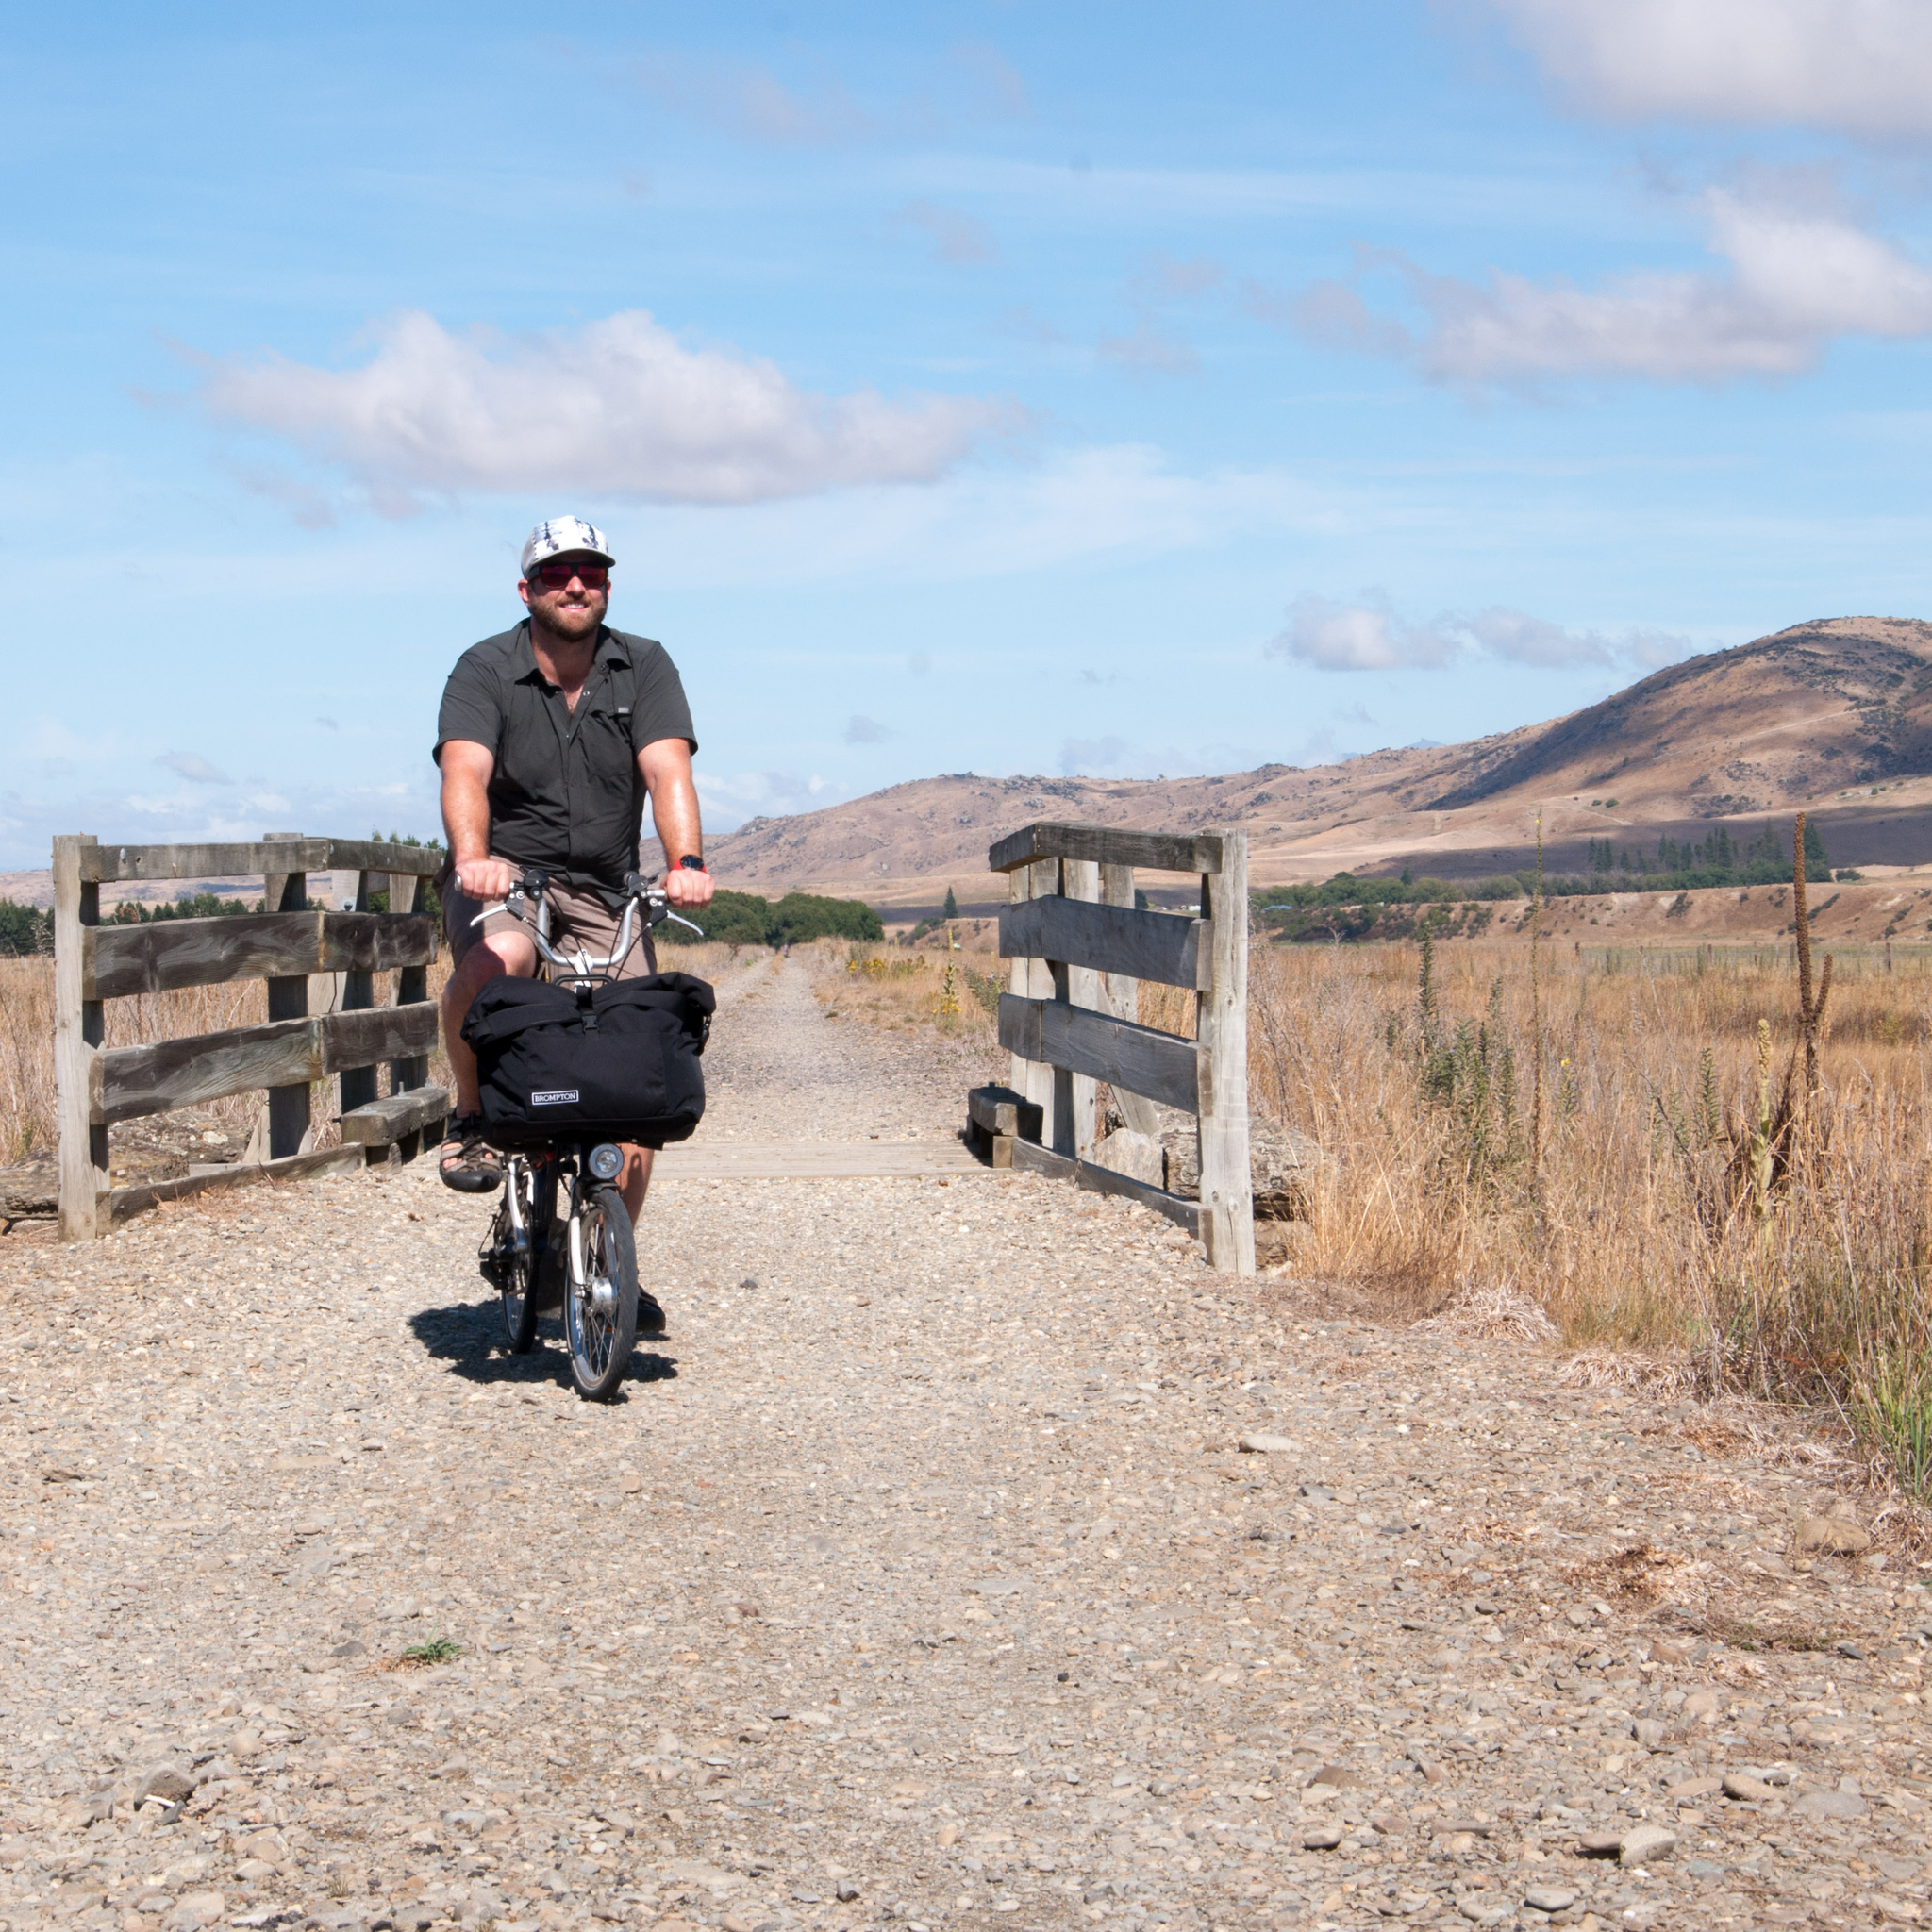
[500,1158,551,1355]
[565,1183,638,1400]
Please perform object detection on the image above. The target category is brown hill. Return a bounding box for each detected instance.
[708,616,1932,914]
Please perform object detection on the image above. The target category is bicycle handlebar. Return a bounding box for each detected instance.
[469,870,706,977]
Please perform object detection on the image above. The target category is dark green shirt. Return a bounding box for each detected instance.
[435,622,696,891]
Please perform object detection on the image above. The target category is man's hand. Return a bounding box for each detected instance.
[665,863,715,911]
[452,856,520,903]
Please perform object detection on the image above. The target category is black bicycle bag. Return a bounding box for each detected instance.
[460,973,715,1151]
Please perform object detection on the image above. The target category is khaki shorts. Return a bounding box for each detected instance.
[443,859,658,981]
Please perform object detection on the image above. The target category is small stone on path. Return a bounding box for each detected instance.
[1795,1515,1870,1554]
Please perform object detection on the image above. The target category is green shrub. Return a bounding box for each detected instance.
[657,887,883,948]
[0,899,50,956]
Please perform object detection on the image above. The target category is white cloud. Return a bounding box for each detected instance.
[892,199,999,266]
[697,769,846,832]
[0,772,442,872]
[1461,607,1614,666]
[1272,592,1455,671]
[1274,596,1698,673]
[1296,188,1932,384]
[157,750,232,785]
[200,309,1014,511]
[1485,0,1932,141]
[1462,607,1693,666]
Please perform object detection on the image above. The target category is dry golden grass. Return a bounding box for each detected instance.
[811,935,1003,1046]
[0,958,54,1162]
[1242,933,1932,1499]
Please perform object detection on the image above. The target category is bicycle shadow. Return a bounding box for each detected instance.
[405,1300,680,1396]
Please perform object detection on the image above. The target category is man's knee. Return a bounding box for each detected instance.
[453,931,537,989]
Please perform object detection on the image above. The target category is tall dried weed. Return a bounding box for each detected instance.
[1243,919,1932,1495]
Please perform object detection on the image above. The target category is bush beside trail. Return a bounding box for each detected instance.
[660,888,882,948]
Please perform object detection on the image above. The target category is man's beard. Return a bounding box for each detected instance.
[532,598,604,644]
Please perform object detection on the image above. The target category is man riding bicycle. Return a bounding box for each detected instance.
[434,516,715,1333]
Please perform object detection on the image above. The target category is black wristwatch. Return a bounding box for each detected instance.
[677,855,708,872]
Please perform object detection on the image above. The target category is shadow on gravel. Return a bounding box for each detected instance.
[405,1301,680,1397]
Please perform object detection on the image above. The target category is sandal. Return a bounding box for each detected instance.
[439,1113,505,1193]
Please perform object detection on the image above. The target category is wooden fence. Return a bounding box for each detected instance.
[54,834,448,1241]
[971,820,1255,1275]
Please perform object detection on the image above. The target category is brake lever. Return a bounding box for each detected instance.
[467,883,527,930]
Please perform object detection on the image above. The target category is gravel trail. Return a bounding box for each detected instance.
[2,957,1927,1932]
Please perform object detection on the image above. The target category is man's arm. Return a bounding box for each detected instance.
[638,737,715,910]
[440,740,518,902]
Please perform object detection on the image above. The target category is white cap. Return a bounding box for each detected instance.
[520,516,614,575]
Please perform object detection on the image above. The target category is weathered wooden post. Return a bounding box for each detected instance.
[1097,860,1161,1157]
[262,835,311,1159]
[1195,831,1255,1274]
[1007,858,1057,1127]
[52,834,106,1241]
[338,869,380,1119]
[388,868,430,1100]
[1060,858,1102,1159]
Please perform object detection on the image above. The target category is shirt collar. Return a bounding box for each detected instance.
[511,620,629,685]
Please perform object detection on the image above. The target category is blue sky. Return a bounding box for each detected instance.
[7,0,1932,868]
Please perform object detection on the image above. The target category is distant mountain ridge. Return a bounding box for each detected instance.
[8,618,1928,920]
[707,617,1932,911]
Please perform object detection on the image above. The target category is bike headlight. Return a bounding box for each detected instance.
[588,1142,625,1182]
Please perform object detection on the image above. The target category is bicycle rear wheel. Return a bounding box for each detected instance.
[499,1157,551,1355]
[565,1183,638,1400]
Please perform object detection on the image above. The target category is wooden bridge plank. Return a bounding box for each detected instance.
[323,839,444,875]
[78,840,330,885]
[998,893,1208,991]
[86,911,438,999]
[996,994,1199,1114]
[95,1004,440,1124]
[340,1085,452,1146]
[652,1140,983,1178]
[79,838,442,885]
[1008,1136,1201,1235]
[988,822,1224,877]
[104,1144,366,1224]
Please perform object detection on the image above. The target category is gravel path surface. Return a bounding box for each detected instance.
[3,957,1929,1932]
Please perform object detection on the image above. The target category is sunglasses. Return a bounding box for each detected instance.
[529,560,610,590]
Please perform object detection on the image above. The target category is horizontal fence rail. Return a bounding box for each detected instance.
[998,893,1210,991]
[996,993,1201,1115]
[95,1005,441,1124]
[53,831,447,1239]
[974,819,1254,1274]
[988,821,1224,878]
[88,910,438,1000]
[77,837,443,885]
